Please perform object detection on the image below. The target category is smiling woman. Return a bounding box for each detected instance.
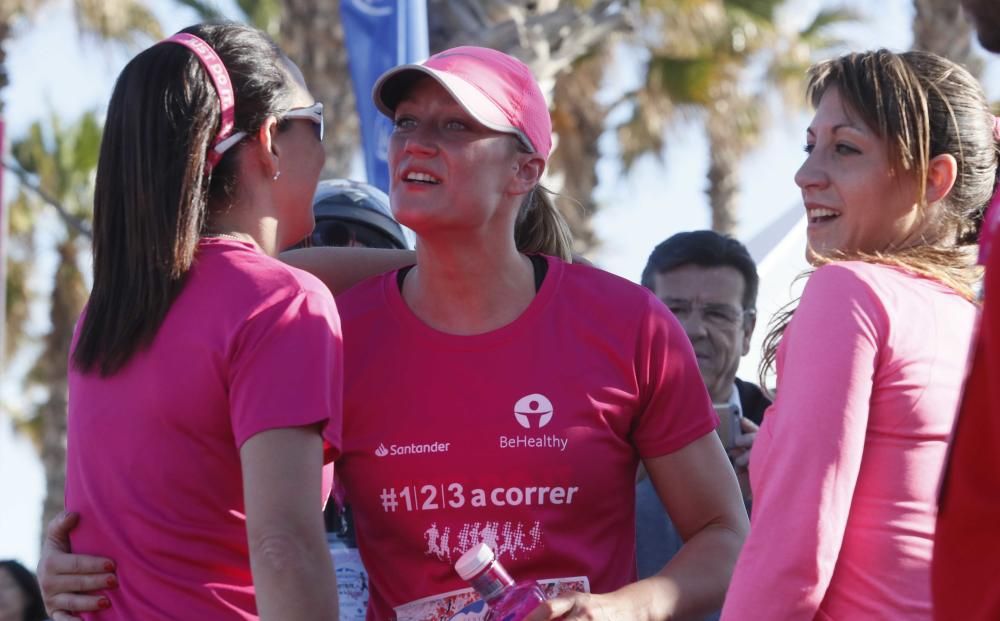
[327,45,749,621]
[722,49,997,620]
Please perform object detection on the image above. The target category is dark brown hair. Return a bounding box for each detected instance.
[0,560,47,621]
[73,23,296,375]
[761,49,998,386]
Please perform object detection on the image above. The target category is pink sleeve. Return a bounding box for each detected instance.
[632,292,718,457]
[722,264,885,619]
[228,287,344,456]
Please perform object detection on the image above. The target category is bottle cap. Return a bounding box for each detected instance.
[455,543,496,580]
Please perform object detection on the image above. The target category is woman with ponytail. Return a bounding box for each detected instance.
[57,23,339,620]
[309,46,747,620]
[721,49,996,620]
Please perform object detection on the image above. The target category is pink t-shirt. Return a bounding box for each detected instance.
[722,262,975,620]
[65,238,343,620]
[331,255,716,620]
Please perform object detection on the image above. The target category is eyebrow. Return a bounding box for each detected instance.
[662,298,739,310]
[806,122,865,137]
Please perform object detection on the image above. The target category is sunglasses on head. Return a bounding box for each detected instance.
[279,101,325,141]
[213,101,325,157]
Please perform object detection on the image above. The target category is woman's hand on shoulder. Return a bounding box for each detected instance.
[37,512,117,620]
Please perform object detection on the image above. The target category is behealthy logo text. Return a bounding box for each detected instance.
[501,393,568,451]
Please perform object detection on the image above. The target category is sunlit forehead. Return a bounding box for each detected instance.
[808,89,872,140]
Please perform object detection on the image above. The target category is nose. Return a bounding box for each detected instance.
[402,124,437,157]
[794,150,827,191]
[678,312,708,342]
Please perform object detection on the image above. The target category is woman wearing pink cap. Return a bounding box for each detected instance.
[38,45,747,621]
[51,23,341,620]
[320,45,745,620]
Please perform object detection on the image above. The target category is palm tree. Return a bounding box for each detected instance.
[5,112,100,536]
[912,0,981,76]
[617,0,854,234]
[2,1,160,545]
[279,0,358,176]
[547,47,613,252]
[0,0,161,104]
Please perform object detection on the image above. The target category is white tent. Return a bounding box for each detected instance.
[738,205,810,389]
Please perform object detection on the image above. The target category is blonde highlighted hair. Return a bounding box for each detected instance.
[515,184,574,261]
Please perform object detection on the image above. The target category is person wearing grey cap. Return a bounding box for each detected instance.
[293,179,413,250]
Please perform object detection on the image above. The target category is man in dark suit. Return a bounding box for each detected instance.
[635,230,769,584]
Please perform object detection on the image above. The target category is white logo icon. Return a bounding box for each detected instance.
[514,394,553,429]
[375,443,389,457]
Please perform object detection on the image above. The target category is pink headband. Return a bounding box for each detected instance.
[161,33,236,172]
[977,116,1000,265]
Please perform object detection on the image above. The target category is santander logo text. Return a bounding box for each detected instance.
[514,394,553,429]
[374,441,451,457]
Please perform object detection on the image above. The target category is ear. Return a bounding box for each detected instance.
[924,153,958,205]
[508,153,545,196]
[741,310,756,356]
[252,116,281,180]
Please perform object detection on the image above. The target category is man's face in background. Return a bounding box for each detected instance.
[652,264,754,403]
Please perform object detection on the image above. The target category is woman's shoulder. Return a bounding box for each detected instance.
[201,245,336,309]
[557,257,679,336]
[559,257,655,303]
[810,260,970,305]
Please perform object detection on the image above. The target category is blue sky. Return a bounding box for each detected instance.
[2,0,998,569]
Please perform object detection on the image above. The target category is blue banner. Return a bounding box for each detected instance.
[341,0,429,192]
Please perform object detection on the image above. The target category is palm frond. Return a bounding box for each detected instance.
[723,0,783,23]
[646,54,722,105]
[797,7,857,50]
[172,0,226,21]
[237,0,282,37]
[73,0,163,44]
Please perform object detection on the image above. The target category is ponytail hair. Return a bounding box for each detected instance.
[73,22,294,376]
[514,184,574,261]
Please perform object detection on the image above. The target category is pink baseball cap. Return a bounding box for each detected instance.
[372,46,552,159]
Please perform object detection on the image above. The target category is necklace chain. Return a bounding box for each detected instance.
[202,232,248,243]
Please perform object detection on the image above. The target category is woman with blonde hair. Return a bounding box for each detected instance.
[721,49,996,619]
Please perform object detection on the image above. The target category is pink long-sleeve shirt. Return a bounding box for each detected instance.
[721,262,975,620]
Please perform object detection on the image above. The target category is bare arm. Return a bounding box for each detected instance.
[639,432,749,618]
[241,426,338,620]
[525,432,748,621]
[280,247,415,295]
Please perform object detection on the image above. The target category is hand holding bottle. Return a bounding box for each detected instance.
[455,544,546,621]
